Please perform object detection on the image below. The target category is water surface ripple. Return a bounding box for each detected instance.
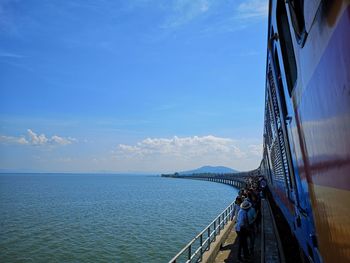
[0,174,237,262]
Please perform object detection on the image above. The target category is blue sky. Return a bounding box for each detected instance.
[0,0,268,173]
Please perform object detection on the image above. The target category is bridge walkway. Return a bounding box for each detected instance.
[213,198,284,263]
[163,173,285,263]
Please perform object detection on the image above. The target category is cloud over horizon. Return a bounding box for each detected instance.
[117,135,242,157]
[0,133,262,173]
[112,135,262,172]
[0,129,77,146]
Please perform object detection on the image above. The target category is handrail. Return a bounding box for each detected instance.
[168,199,236,263]
[164,175,249,262]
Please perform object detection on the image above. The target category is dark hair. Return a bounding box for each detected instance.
[235,196,243,204]
[247,191,257,202]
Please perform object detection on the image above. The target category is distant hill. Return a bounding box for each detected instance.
[178,165,238,175]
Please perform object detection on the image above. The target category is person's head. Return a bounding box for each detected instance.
[247,191,255,200]
[240,200,252,210]
[235,196,242,205]
[249,191,257,202]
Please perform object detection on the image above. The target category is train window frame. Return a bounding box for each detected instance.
[286,0,308,46]
[276,1,298,95]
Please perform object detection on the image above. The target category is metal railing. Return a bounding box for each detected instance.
[168,200,236,263]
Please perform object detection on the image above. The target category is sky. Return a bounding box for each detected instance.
[0,0,268,173]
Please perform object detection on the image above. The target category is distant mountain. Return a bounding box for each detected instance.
[178,166,238,175]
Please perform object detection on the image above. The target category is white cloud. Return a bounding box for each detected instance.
[236,0,268,19]
[0,129,77,146]
[111,135,262,172]
[116,135,243,157]
[51,135,77,145]
[159,0,268,36]
[248,143,263,156]
[0,135,29,145]
[27,129,49,145]
[0,133,262,172]
[162,0,213,28]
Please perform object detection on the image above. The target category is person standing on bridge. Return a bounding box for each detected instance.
[231,196,243,221]
[235,200,251,261]
[247,198,257,256]
[259,177,267,197]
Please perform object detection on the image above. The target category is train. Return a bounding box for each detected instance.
[260,0,350,262]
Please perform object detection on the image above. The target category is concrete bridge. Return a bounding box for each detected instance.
[161,168,261,188]
[164,174,247,189]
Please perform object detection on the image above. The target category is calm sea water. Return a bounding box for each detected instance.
[0,174,237,263]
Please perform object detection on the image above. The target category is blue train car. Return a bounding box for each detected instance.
[261,1,350,262]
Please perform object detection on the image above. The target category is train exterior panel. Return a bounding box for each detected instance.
[262,1,350,262]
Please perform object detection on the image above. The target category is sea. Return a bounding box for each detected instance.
[0,173,238,263]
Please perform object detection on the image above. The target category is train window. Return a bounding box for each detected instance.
[273,50,288,116]
[287,0,307,45]
[277,2,297,95]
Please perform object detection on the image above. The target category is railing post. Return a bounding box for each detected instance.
[188,244,191,261]
[218,216,221,234]
[200,233,203,261]
[208,226,211,250]
[214,221,216,240]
